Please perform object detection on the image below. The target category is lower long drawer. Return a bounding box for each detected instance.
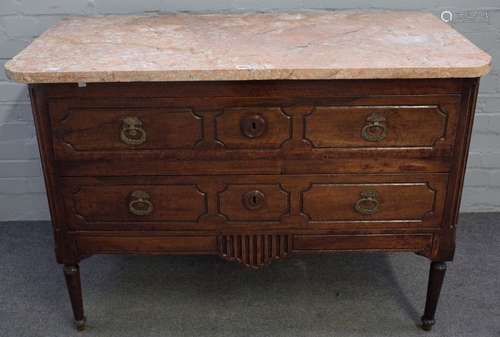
[293,233,434,252]
[70,232,435,258]
[62,174,448,231]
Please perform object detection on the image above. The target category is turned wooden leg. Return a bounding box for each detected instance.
[421,261,447,331]
[63,264,86,331]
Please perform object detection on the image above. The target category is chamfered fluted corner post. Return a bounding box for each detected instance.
[63,264,86,331]
[421,261,447,331]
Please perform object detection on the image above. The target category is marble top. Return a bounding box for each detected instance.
[4,10,492,83]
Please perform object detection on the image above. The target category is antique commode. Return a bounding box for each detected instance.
[4,10,491,331]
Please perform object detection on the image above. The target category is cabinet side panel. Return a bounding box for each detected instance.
[437,78,480,261]
[29,85,75,264]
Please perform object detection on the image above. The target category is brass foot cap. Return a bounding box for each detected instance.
[421,317,435,331]
[75,317,86,331]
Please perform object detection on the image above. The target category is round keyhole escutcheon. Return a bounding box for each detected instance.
[242,190,266,210]
[240,115,267,138]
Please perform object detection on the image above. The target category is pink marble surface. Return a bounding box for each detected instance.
[4,10,492,83]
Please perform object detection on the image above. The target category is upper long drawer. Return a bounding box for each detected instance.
[49,95,460,161]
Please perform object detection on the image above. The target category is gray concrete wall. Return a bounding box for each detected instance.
[0,1,499,220]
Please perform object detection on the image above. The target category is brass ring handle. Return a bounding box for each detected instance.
[361,112,387,142]
[242,190,265,210]
[128,190,153,216]
[121,117,147,145]
[240,115,267,139]
[354,191,379,215]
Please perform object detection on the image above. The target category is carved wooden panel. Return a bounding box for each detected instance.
[305,105,449,148]
[215,107,291,149]
[302,182,437,222]
[218,233,292,268]
[51,104,203,156]
[65,184,207,229]
[218,184,289,222]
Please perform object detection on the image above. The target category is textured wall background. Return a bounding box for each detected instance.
[0,1,499,220]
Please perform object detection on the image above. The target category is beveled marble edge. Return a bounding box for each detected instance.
[5,64,492,83]
[4,11,493,83]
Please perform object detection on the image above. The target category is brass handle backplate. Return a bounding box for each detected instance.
[354,191,379,215]
[121,117,147,145]
[128,190,153,216]
[240,115,267,138]
[242,190,266,210]
[361,113,387,142]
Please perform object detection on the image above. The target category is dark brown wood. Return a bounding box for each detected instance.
[31,78,466,98]
[220,184,288,221]
[28,78,481,329]
[50,105,203,156]
[57,157,452,176]
[63,264,86,331]
[60,174,447,231]
[301,178,445,223]
[421,261,447,331]
[44,90,460,167]
[218,107,290,148]
[29,87,77,264]
[305,105,453,149]
[294,233,433,255]
[65,183,207,226]
[75,234,217,255]
[436,79,480,261]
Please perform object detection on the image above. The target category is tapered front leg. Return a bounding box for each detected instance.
[63,264,86,331]
[421,261,447,331]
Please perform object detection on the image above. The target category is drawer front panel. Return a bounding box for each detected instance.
[302,182,436,222]
[63,174,447,231]
[305,106,447,148]
[218,184,290,221]
[298,175,447,229]
[293,234,433,252]
[64,183,208,230]
[71,233,433,256]
[48,94,460,177]
[51,104,203,156]
[74,234,217,255]
[215,107,291,149]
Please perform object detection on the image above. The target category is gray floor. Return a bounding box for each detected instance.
[0,214,499,337]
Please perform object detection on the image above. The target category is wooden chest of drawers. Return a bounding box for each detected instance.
[30,78,476,329]
[6,11,491,332]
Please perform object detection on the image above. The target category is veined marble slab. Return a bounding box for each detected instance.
[4,10,492,83]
